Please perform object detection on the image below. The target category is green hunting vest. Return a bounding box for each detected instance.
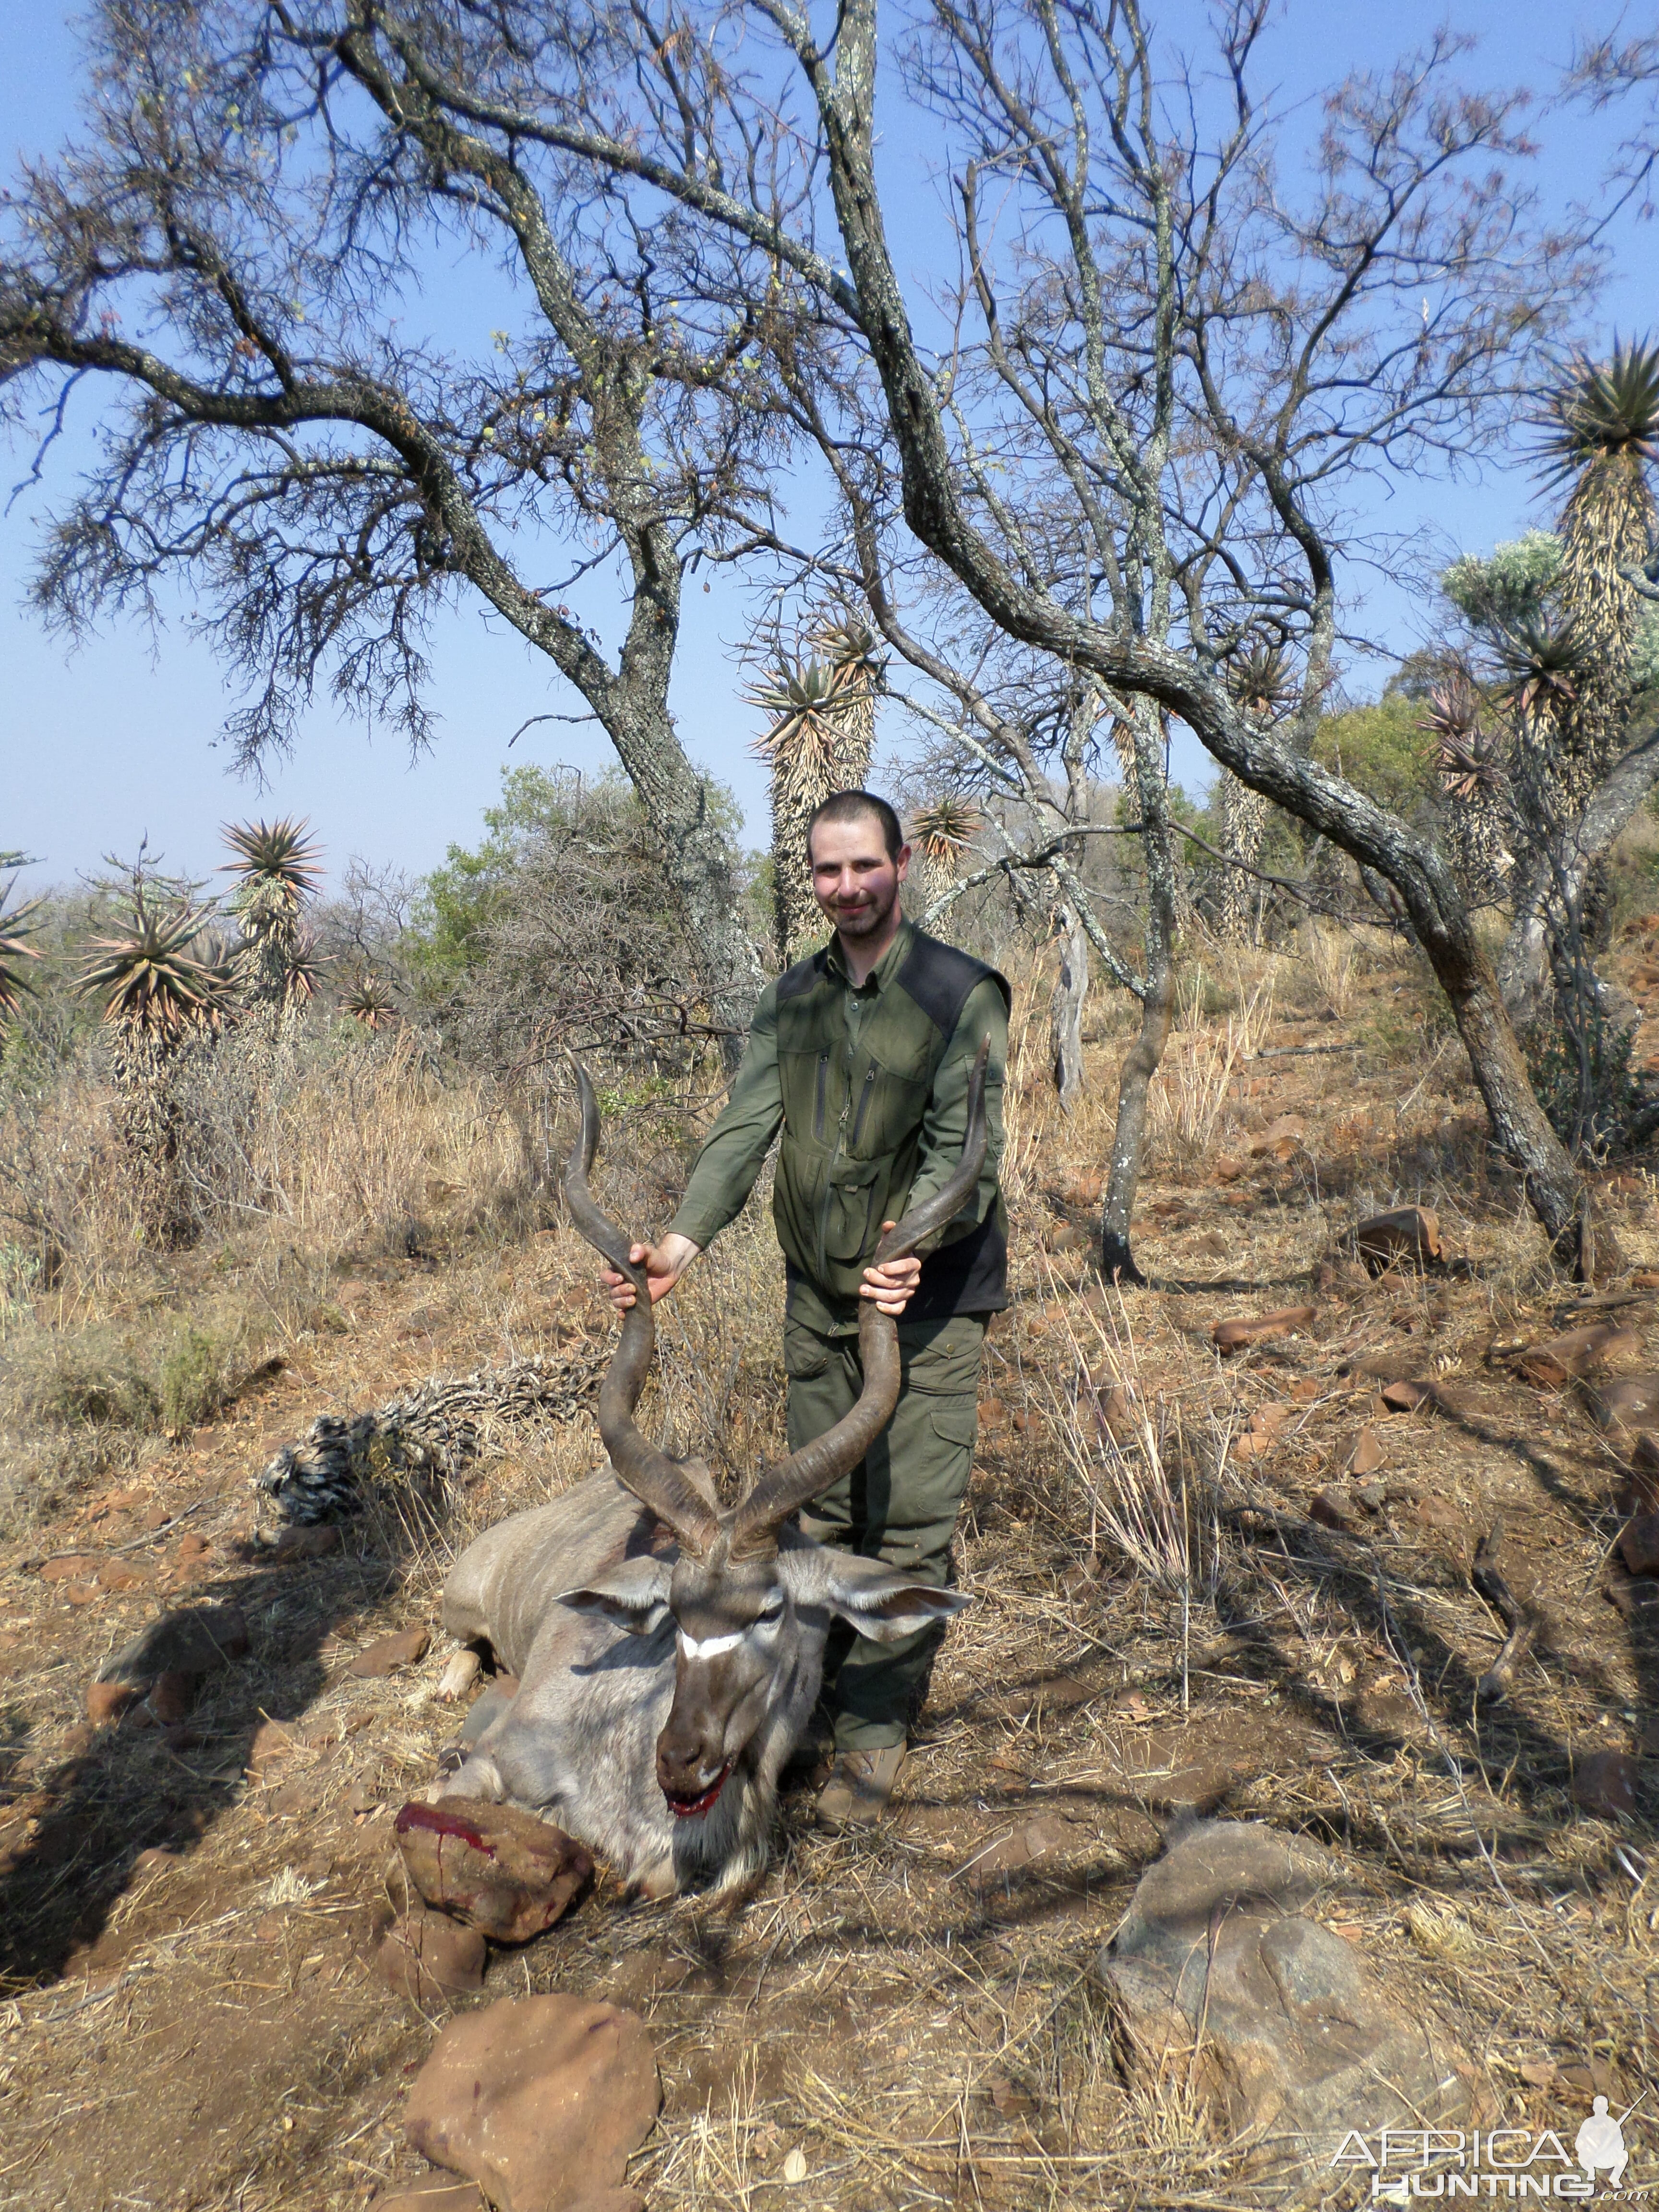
[770,925,1011,1316]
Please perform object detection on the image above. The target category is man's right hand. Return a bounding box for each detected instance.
[602,1232,699,1311]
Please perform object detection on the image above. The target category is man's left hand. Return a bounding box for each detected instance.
[861,1221,922,1316]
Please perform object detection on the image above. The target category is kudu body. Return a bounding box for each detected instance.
[438,1047,989,1896]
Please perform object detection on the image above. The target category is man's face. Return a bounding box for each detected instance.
[809,814,909,941]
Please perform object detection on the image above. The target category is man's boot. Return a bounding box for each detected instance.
[815,1743,907,1831]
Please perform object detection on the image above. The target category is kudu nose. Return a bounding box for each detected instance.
[655,1713,721,1798]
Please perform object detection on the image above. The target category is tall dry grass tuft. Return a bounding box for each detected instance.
[1036,1276,1220,1706]
[1147,964,1275,1163]
[0,1024,527,1309]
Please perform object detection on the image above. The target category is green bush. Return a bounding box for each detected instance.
[158,1321,240,1434]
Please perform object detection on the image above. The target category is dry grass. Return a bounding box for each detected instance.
[1,925,1658,2209]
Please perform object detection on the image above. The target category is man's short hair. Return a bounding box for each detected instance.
[805,790,904,865]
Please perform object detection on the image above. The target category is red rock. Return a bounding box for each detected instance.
[269,1523,342,1563]
[1246,1115,1308,1161]
[1341,1427,1386,1477]
[269,1764,331,1817]
[175,1532,210,1562]
[1415,1495,1466,1535]
[249,1718,301,1770]
[1596,1377,1659,1436]
[1354,1207,1443,1273]
[132,1846,180,1878]
[1619,1514,1659,1579]
[1380,1379,1435,1412]
[97,1556,160,1593]
[1572,1749,1637,1820]
[349,1625,431,1678]
[1213,1305,1317,1354]
[1289,1377,1322,1402]
[1310,1487,1360,1533]
[146,1670,196,1725]
[1632,1270,1659,1290]
[1231,1433,1274,1460]
[65,1585,101,1607]
[140,1504,169,1530]
[395,1798,591,1945]
[403,1995,660,2212]
[380,2188,486,2212]
[376,1908,487,2002]
[86,1681,140,1727]
[39,1554,103,1583]
[1518,1326,1640,1389]
[60,1721,96,1758]
[96,1605,249,1689]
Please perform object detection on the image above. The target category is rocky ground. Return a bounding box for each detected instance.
[1,929,1657,2210]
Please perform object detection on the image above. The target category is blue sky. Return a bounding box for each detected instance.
[3,0,1656,901]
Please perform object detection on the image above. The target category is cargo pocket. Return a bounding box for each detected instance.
[783,1318,833,1382]
[823,1160,886,1261]
[926,1398,979,1454]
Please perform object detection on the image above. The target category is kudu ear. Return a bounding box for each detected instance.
[821,1555,973,1645]
[557,1556,673,1638]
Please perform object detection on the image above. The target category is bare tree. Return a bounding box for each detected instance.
[0,0,776,1058]
[517,0,1615,1269]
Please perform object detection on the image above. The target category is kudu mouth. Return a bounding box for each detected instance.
[663,1764,732,1819]
[562,1039,990,1559]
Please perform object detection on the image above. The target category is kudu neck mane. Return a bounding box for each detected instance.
[563,1043,990,1562]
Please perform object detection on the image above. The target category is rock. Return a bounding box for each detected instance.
[97,1555,162,1592]
[1572,1750,1637,1820]
[1213,1306,1317,1354]
[376,1907,488,2002]
[269,1764,332,1818]
[1415,1495,1466,1536]
[1231,1432,1274,1460]
[395,1798,592,1944]
[379,2187,486,2212]
[1517,1325,1640,1388]
[1354,1479,1389,1514]
[39,1554,103,1584]
[346,1779,382,1815]
[1246,1402,1291,1436]
[268,1523,342,1563]
[95,1605,249,1689]
[1340,1427,1385,1477]
[1593,1375,1659,1438]
[86,1681,140,1727]
[1354,1206,1443,1273]
[66,1583,101,1608]
[1310,1487,1360,1534]
[1379,1378,1436,1412]
[1603,1563,1659,1620]
[132,1845,180,1878]
[144,1670,196,1725]
[1620,1514,1659,1578]
[987,2074,1038,2118]
[248,1718,301,1770]
[175,1531,210,1562]
[964,1813,1078,1882]
[1096,1819,1468,2172]
[1246,1115,1307,1161]
[140,1504,169,1529]
[348,1625,431,1678]
[402,1994,660,2212]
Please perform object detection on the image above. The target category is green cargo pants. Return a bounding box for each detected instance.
[786,1309,986,1753]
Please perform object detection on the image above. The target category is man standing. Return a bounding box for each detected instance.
[605,790,1009,1827]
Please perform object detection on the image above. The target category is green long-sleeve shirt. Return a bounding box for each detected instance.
[669,919,1008,1334]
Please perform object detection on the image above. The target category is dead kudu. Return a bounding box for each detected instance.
[435,1046,989,1896]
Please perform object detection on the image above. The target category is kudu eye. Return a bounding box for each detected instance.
[755,1595,785,1624]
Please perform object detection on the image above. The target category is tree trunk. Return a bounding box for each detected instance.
[1049,904,1089,1114]
[1100,709,1179,1286]
[1215,776,1266,945]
